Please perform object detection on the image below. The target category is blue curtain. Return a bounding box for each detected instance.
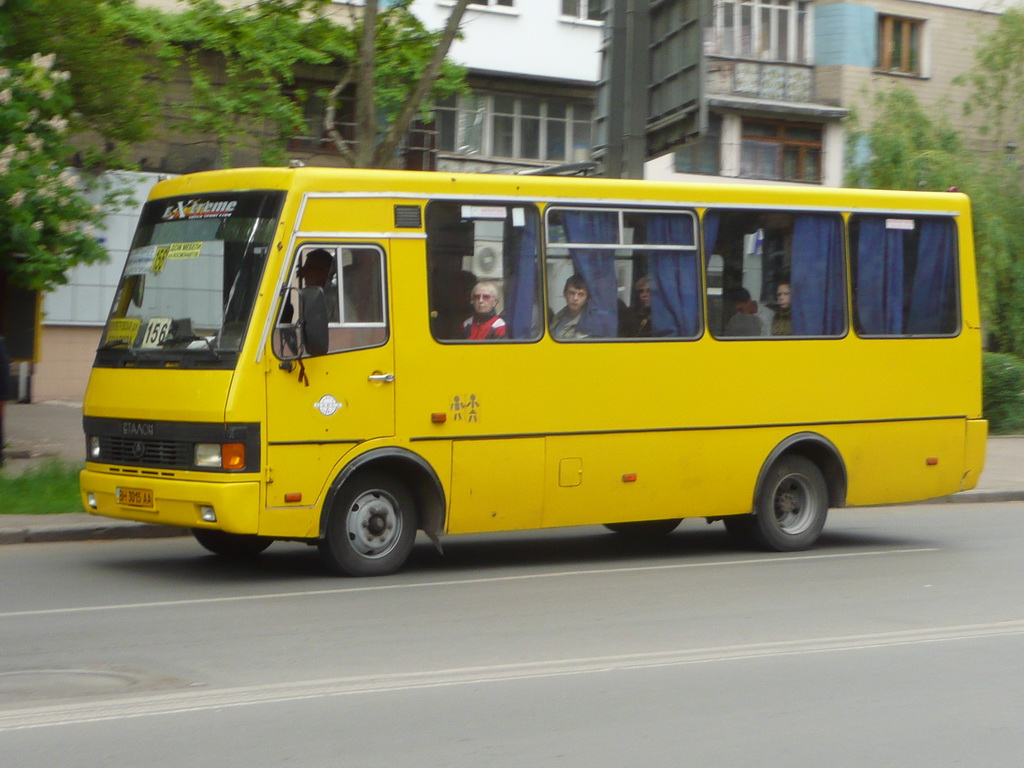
[504,212,539,339]
[791,215,845,336]
[647,214,701,337]
[907,219,956,334]
[703,211,720,257]
[856,217,905,334]
[560,210,619,337]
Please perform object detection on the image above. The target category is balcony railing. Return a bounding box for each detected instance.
[706,56,814,103]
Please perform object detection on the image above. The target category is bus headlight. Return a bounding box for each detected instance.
[194,443,222,467]
[88,436,101,460]
[195,442,246,470]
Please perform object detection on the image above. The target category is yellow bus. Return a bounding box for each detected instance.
[80,168,986,576]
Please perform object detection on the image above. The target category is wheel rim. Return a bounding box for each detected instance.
[345,488,404,559]
[770,472,819,535]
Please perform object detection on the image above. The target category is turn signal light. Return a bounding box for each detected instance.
[222,443,246,470]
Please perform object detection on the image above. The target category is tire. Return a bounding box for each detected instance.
[318,472,417,577]
[604,519,681,537]
[750,455,828,551]
[191,529,273,558]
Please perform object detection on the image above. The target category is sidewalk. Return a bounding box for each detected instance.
[2,401,1023,545]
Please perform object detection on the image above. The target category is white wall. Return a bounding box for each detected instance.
[43,172,166,327]
[410,0,602,83]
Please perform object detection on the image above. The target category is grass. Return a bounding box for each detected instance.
[0,460,84,515]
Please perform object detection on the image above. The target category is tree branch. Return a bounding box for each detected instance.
[373,0,472,167]
[355,0,379,167]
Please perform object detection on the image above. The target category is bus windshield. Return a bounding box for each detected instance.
[95,191,285,367]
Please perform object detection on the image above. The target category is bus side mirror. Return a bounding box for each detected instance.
[300,287,329,357]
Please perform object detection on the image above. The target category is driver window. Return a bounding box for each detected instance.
[273,244,388,357]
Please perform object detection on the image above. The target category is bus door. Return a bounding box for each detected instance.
[263,243,394,534]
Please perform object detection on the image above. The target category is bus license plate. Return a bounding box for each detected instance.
[117,487,154,508]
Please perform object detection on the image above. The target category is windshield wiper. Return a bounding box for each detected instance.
[97,339,137,355]
[157,335,223,357]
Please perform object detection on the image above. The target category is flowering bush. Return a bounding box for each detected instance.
[0,52,107,290]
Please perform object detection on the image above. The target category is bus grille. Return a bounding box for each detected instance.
[99,436,191,469]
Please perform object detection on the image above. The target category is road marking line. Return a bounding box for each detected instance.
[0,616,1020,732]
[0,548,937,619]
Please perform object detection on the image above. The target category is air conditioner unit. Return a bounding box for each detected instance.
[472,242,503,279]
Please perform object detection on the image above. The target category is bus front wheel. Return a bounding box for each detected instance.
[192,529,273,558]
[750,455,828,551]
[318,472,417,577]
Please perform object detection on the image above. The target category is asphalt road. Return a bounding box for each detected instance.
[2,502,1024,767]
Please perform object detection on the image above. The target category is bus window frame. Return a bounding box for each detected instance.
[544,204,702,343]
[424,199,544,345]
[703,207,850,341]
[848,212,962,339]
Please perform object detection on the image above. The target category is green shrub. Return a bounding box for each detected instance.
[0,460,82,515]
[983,352,1024,434]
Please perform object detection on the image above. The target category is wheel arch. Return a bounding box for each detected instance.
[754,432,847,511]
[319,448,447,544]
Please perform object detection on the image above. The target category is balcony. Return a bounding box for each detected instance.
[706,56,814,104]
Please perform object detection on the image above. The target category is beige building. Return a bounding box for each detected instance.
[646,0,1010,183]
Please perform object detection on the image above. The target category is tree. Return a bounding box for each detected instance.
[845,87,968,191]
[115,0,468,170]
[324,0,470,168]
[113,0,343,168]
[959,7,1024,157]
[0,54,111,290]
[4,0,160,169]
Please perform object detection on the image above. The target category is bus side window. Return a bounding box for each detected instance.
[850,215,958,336]
[705,210,846,339]
[425,201,543,342]
[546,207,701,341]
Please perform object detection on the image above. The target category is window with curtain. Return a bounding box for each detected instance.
[425,201,543,343]
[705,209,846,338]
[850,215,958,336]
[545,207,701,341]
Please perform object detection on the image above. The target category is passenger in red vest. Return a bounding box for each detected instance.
[461,281,507,340]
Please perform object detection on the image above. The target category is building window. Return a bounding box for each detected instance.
[877,15,922,75]
[675,114,722,176]
[470,0,514,7]
[434,93,593,163]
[706,0,811,64]
[562,0,603,21]
[739,119,821,183]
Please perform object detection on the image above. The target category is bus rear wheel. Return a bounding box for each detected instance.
[191,529,273,558]
[604,519,681,537]
[318,472,417,577]
[749,455,828,551]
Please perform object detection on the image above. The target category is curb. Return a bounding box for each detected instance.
[930,490,1024,504]
[1,490,1022,545]
[0,521,189,546]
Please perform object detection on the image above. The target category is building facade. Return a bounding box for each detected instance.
[646,0,1007,184]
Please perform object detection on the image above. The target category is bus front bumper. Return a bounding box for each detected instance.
[80,468,261,534]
